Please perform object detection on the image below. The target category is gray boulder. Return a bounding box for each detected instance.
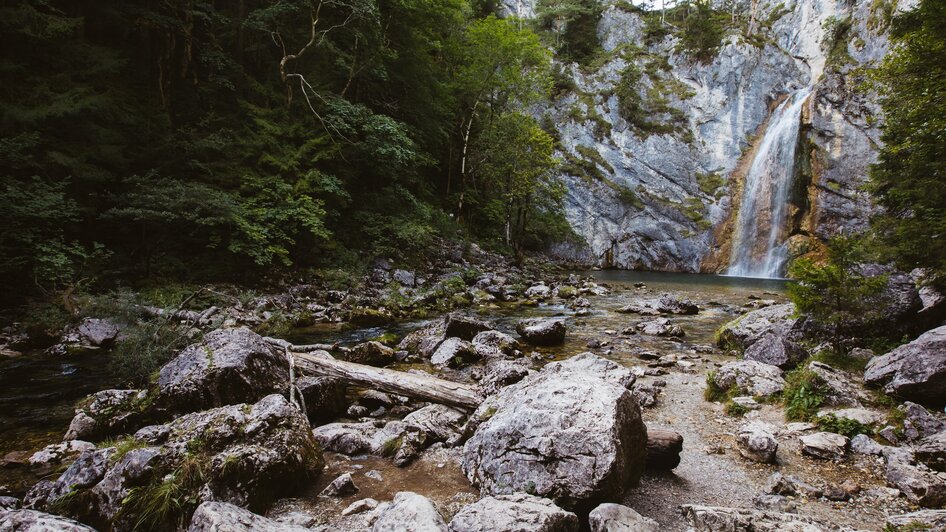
[35,394,323,530]
[864,325,946,407]
[681,505,849,531]
[188,501,309,531]
[886,510,946,531]
[479,359,532,396]
[715,304,801,351]
[370,421,428,466]
[472,330,519,358]
[402,404,466,443]
[916,431,946,472]
[899,401,946,442]
[63,388,148,441]
[27,440,95,471]
[347,341,396,366]
[808,361,871,407]
[618,294,698,316]
[635,318,684,338]
[736,422,779,464]
[0,509,96,531]
[884,450,946,508]
[372,491,447,532]
[850,434,885,456]
[157,327,289,412]
[462,353,647,511]
[0,497,19,511]
[588,503,658,532]
[449,493,578,532]
[431,338,478,368]
[399,322,447,358]
[712,361,785,397]
[312,422,378,455]
[296,376,346,424]
[799,432,848,460]
[743,332,806,369]
[77,318,121,347]
[445,314,492,341]
[515,319,567,346]
[320,473,358,497]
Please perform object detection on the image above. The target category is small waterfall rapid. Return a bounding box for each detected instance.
[727,87,812,278]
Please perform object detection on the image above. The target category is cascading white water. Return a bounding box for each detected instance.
[727,87,812,278]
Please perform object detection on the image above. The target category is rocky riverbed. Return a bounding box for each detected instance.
[1,269,945,531]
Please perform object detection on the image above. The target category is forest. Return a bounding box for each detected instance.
[1,0,946,531]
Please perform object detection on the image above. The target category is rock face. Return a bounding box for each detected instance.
[0,509,97,531]
[530,0,896,272]
[886,509,946,531]
[462,353,647,511]
[449,493,579,532]
[188,501,309,532]
[588,503,658,532]
[884,448,946,508]
[712,360,785,397]
[515,319,567,346]
[34,394,323,530]
[157,327,288,412]
[295,376,346,424]
[864,325,946,407]
[372,492,447,532]
[736,422,779,464]
[916,431,946,472]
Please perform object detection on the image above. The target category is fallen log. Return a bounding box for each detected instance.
[289,349,683,469]
[263,337,341,353]
[293,351,484,410]
[645,428,684,470]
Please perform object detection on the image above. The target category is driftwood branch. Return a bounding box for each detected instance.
[292,351,484,410]
[263,336,343,353]
[140,305,218,325]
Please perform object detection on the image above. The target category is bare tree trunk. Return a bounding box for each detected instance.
[458,100,480,217]
[293,351,485,409]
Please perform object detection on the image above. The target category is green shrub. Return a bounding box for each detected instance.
[783,367,826,421]
[724,400,749,417]
[816,413,872,438]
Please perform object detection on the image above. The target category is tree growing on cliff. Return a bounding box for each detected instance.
[788,236,888,355]
[868,0,946,287]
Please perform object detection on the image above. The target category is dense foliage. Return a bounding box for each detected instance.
[788,237,888,354]
[0,0,572,302]
[868,0,946,286]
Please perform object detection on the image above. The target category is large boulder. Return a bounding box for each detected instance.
[472,330,519,358]
[808,361,872,408]
[635,318,684,338]
[444,314,493,341]
[431,338,479,368]
[157,327,289,412]
[916,431,946,472]
[884,449,946,508]
[448,493,579,532]
[34,394,323,530]
[399,321,447,358]
[77,318,121,348]
[63,389,148,441]
[736,422,778,464]
[188,501,309,531]
[715,304,802,351]
[462,353,647,511]
[295,376,346,424]
[588,503,658,532]
[799,432,848,461]
[515,319,567,346]
[864,325,946,407]
[712,361,785,398]
[347,341,396,366]
[742,332,806,369]
[0,509,97,531]
[372,492,447,532]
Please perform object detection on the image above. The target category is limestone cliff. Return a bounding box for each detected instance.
[512,0,913,273]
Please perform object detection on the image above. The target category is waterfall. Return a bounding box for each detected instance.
[727,87,812,278]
